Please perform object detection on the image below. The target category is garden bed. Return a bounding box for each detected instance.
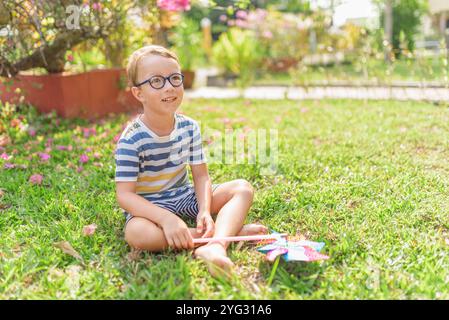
[0,68,141,119]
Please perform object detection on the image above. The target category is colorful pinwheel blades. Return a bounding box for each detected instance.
[257,233,329,262]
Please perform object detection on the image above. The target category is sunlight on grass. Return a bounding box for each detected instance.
[1,98,449,299]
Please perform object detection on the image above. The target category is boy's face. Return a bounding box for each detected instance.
[131,55,184,116]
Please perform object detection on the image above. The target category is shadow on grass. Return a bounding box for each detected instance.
[258,259,328,298]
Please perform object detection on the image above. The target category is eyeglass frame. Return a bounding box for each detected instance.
[134,72,185,89]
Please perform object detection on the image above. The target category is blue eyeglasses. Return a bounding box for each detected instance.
[135,73,184,89]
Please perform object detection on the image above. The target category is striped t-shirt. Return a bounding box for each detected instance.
[114,113,206,194]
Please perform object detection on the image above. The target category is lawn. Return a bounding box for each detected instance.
[1,98,449,299]
[255,57,448,86]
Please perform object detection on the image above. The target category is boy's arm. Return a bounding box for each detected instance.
[190,163,214,237]
[116,181,175,227]
[190,163,212,215]
[116,181,194,249]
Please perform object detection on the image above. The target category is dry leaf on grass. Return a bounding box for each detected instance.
[126,249,142,262]
[0,203,11,210]
[0,134,11,147]
[54,241,84,263]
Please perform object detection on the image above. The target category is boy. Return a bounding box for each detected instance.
[115,45,267,277]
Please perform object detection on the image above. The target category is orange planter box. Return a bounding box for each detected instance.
[0,68,141,119]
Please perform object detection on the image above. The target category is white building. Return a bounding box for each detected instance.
[428,0,449,36]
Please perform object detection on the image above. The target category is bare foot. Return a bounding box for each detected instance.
[194,242,234,279]
[238,223,269,236]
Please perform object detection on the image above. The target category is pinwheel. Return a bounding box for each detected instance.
[193,231,329,285]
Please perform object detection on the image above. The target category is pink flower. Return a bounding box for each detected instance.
[85,147,92,152]
[45,138,53,147]
[91,2,102,11]
[77,166,84,173]
[157,0,190,11]
[79,154,89,163]
[255,8,268,19]
[83,224,97,236]
[38,152,51,162]
[262,30,273,39]
[93,152,101,159]
[221,118,231,125]
[67,54,74,62]
[29,174,43,185]
[10,118,21,128]
[82,127,97,138]
[56,145,67,151]
[235,19,249,28]
[236,10,248,20]
[113,134,121,143]
[219,14,227,22]
[28,129,36,137]
[0,152,10,160]
[4,163,15,169]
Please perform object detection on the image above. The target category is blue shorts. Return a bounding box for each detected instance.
[123,184,220,227]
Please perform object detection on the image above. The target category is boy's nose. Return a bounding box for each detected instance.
[162,80,175,90]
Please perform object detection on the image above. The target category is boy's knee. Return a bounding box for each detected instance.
[125,222,146,248]
[125,219,164,251]
[234,179,254,200]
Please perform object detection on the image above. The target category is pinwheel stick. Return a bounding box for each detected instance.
[192,233,288,244]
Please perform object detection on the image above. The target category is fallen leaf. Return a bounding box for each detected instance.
[0,203,12,210]
[0,134,11,147]
[82,224,97,236]
[0,188,5,198]
[347,200,359,209]
[54,241,84,262]
[47,267,65,281]
[127,249,142,262]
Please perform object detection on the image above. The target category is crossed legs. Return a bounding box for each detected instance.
[124,179,267,276]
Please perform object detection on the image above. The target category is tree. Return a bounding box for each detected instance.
[379,0,428,57]
[384,0,393,62]
[0,0,137,77]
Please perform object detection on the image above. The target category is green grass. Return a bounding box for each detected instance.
[1,98,449,299]
[255,57,448,86]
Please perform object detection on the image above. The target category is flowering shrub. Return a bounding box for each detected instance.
[157,0,190,12]
[221,8,318,72]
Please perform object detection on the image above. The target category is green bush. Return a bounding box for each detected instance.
[169,17,205,71]
[212,28,263,88]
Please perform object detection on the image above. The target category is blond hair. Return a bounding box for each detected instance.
[126,45,179,87]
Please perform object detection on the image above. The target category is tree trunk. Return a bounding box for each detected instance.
[384,0,393,63]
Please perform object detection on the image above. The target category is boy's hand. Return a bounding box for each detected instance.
[160,214,194,250]
[196,211,215,238]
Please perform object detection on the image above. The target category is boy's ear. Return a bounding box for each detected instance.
[131,86,144,103]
